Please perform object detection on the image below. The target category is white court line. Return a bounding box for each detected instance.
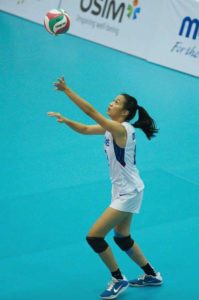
[161,168,199,187]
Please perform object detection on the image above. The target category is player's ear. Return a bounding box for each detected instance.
[121,109,129,117]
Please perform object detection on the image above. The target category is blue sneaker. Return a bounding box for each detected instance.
[100,276,129,299]
[129,272,163,287]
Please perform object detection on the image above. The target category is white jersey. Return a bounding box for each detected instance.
[104,122,144,200]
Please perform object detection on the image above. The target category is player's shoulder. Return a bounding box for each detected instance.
[122,121,134,130]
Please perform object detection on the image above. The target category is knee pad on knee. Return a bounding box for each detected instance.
[86,236,109,253]
[113,234,134,251]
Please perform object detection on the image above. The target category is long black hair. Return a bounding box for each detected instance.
[121,93,158,140]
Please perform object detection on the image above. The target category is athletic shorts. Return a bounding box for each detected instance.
[109,190,144,213]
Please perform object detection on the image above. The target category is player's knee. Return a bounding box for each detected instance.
[86,236,109,253]
[113,232,134,251]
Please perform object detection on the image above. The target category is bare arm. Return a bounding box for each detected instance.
[54,77,126,139]
[47,112,105,135]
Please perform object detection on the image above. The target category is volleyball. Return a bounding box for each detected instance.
[44,9,70,35]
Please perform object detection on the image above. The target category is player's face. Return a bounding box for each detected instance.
[107,95,127,120]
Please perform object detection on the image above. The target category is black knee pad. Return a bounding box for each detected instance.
[114,235,134,251]
[86,236,109,253]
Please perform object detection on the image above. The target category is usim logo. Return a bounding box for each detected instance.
[127,0,141,20]
[80,0,142,23]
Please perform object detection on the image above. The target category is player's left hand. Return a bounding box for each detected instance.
[54,76,67,91]
[47,112,66,123]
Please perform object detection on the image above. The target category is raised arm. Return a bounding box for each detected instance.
[54,77,126,139]
[47,112,105,135]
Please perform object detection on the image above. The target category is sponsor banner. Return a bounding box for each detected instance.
[1,0,199,77]
[0,0,59,24]
[64,0,158,59]
[62,0,199,77]
[146,0,199,77]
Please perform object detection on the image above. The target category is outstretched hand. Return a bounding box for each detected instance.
[47,112,66,123]
[54,76,67,91]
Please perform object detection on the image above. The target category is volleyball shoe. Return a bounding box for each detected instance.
[100,275,129,299]
[129,272,163,287]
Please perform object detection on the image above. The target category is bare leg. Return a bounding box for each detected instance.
[87,207,131,272]
[114,214,148,267]
[114,214,163,286]
[99,247,118,272]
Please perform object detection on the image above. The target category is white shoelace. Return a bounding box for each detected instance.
[138,273,157,280]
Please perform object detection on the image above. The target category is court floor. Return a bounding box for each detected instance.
[0,12,199,300]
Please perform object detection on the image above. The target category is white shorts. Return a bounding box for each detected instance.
[109,190,144,213]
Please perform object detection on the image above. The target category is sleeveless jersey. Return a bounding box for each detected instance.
[104,122,144,200]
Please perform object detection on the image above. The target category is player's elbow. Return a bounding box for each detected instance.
[80,125,90,134]
[81,126,87,134]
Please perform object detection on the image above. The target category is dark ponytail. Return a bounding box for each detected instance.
[122,93,158,140]
[133,106,158,140]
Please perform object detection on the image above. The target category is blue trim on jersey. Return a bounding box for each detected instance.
[113,140,126,167]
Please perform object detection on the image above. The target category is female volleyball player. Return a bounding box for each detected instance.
[48,76,162,299]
